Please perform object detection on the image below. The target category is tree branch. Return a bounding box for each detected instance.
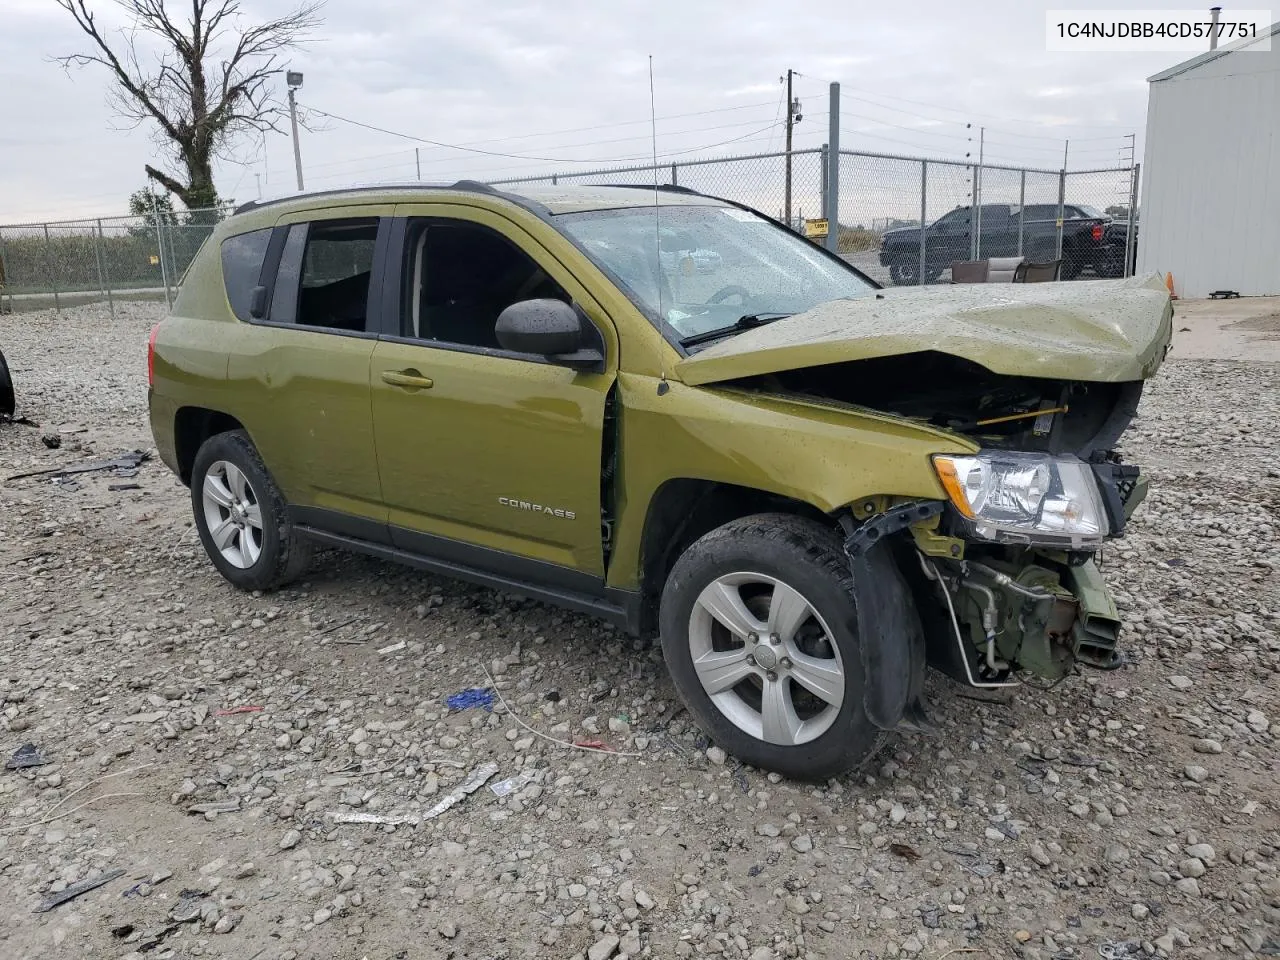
[53,0,325,208]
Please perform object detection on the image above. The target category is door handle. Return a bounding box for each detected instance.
[381,370,434,390]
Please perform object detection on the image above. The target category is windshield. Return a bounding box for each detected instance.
[555,204,876,343]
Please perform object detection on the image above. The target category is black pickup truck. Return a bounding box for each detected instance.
[879,203,1115,283]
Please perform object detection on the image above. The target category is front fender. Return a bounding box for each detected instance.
[606,373,975,590]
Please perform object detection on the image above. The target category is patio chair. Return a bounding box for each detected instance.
[950,260,988,283]
[1016,259,1062,283]
[986,257,1024,282]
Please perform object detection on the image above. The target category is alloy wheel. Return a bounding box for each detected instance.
[201,460,264,570]
[687,572,845,746]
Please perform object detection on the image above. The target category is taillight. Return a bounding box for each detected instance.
[147,323,160,387]
[1092,224,1104,242]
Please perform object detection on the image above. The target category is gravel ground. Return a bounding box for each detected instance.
[1,301,1278,960]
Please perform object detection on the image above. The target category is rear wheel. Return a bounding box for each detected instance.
[191,430,312,591]
[889,261,941,286]
[659,514,884,780]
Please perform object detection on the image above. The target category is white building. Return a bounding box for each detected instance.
[1138,23,1280,298]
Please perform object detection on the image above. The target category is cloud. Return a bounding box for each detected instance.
[0,0,1180,222]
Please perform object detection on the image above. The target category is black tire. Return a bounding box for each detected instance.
[659,513,884,781]
[0,348,14,420]
[190,430,312,591]
[889,260,941,286]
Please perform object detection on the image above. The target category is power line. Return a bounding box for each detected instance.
[828,82,1139,132]
[302,111,799,174]
[305,105,784,165]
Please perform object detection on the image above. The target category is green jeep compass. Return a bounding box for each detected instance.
[148,182,1171,779]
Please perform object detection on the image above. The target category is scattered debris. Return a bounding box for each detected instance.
[316,614,362,636]
[489,770,537,797]
[1099,941,1144,960]
[377,640,407,655]
[187,799,242,815]
[168,888,212,922]
[40,433,60,449]
[446,687,495,712]
[5,743,48,770]
[33,868,125,912]
[214,705,263,716]
[108,483,141,492]
[889,843,922,862]
[422,762,500,820]
[4,448,151,484]
[119,711,166,723]
[334,762,500,827]
[331,811,417,827]
[482,665,642,757]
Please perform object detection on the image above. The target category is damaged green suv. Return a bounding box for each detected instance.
[148,182,1171,779]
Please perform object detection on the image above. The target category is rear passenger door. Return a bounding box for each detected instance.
[225,209,391,536]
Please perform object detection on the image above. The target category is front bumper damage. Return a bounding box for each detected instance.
[842,466,1144,732]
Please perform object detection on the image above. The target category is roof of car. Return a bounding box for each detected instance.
[232,181,730,218]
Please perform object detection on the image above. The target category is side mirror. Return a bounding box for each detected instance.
[495,299,604,372]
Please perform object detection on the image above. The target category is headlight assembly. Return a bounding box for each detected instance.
[933,451,1110,548]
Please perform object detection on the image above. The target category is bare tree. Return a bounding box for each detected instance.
[54,0,323,211]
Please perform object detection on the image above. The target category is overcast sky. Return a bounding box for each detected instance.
[0,0,1200,223]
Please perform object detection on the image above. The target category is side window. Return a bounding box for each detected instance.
[220,227,272,321]
[272,218,378,332]
[402,219,571,349]
[934,208,971,230]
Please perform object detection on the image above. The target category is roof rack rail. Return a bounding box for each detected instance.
[587,183,703,196]
[449,179,500,194]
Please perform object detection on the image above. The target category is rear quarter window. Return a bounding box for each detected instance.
[220,227,272,321]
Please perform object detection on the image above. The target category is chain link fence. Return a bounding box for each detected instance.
[0,148,1138,314]
[494,148,1140,288]
[0,209,224,315]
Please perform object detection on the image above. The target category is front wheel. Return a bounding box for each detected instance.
[190,430,312,591]
[659,514,884,780]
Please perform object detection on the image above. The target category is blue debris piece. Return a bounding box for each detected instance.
[446,688,495,712]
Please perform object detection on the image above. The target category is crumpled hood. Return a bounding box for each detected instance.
[676,273,1173,386]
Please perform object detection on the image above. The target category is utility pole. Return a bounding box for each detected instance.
[415,147,421,181]
[286,71,305,191]
[784,69,796,229]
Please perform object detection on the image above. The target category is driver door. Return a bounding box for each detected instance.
[369,204,618,578]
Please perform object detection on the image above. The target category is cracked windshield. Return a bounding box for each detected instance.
[557,204,876,344]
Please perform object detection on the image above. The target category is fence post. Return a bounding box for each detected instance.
[820,145,828,220]
[42,223,61,313]
[1054,169,1066,261]
[919,161,928,286]
[95,219,115,321]
[825,82,840,253]
[671,162,677,186]
[150,194,172,312]
[0,228,10,314]
[1017,170,1026,257]
[1125,163,1140,278]
[166,218,180,300]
